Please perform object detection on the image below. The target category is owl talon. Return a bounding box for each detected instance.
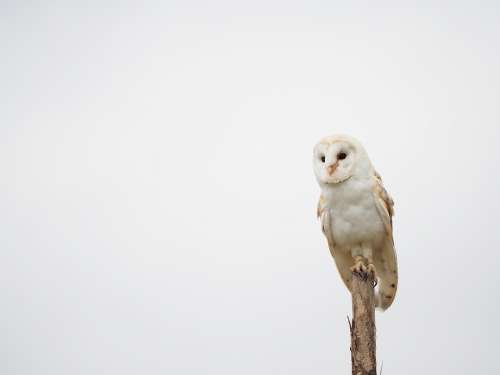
[367,264,378,286]
[350,259,367,275]
[367,263,376,278]
[350,258,377,285]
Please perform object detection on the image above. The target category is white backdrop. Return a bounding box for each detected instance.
[2,1,500,374]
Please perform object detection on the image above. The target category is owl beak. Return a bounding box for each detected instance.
[327,161,339,176]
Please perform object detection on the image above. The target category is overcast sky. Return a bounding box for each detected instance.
[2,1,500,374]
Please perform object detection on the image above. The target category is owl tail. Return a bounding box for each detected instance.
[374,240,398,311]
[375,276,396,310]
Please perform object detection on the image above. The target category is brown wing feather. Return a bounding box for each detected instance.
[373,171,395,237]
[372,171,398,310]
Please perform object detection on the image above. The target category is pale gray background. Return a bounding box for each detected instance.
[2,1,500,374]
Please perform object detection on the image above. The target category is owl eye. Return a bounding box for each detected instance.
[337,152,347,160]
[320,155,325,163]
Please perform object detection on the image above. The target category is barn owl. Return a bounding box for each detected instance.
[313,134,398,310]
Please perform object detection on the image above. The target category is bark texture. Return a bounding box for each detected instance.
[349,271,377,375]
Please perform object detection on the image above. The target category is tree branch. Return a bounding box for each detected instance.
[349,270,377,375]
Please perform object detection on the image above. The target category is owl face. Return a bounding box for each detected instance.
[313,135,361,184]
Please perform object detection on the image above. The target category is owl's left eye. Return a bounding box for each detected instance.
[320,155,325,163]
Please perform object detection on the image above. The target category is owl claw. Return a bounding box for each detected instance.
[351,257,368,276]
[367,263,378,286]
[351,258,377,286]
[350,260,367,275]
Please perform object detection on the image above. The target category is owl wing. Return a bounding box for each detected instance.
[372,171,398,310]
[318,195,353,292]
[373,171,394,238]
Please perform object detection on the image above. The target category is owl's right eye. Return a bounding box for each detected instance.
[320,155,325,163]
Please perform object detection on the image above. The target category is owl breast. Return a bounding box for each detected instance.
[323,177,385,250]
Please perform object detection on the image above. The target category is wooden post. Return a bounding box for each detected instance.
[349,270,377,375]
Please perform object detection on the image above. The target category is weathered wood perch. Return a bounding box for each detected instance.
[349,270,377,375]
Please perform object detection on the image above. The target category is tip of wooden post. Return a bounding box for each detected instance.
[350,269,377,374]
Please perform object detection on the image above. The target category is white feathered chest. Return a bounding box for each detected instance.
[321,176,385,251]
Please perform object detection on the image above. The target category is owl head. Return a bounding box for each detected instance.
[313,134,372,185]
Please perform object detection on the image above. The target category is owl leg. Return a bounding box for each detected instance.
[362,246,378,284]
[350,245,367,273]
[350,246,377,285]
[350,256,367,273]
